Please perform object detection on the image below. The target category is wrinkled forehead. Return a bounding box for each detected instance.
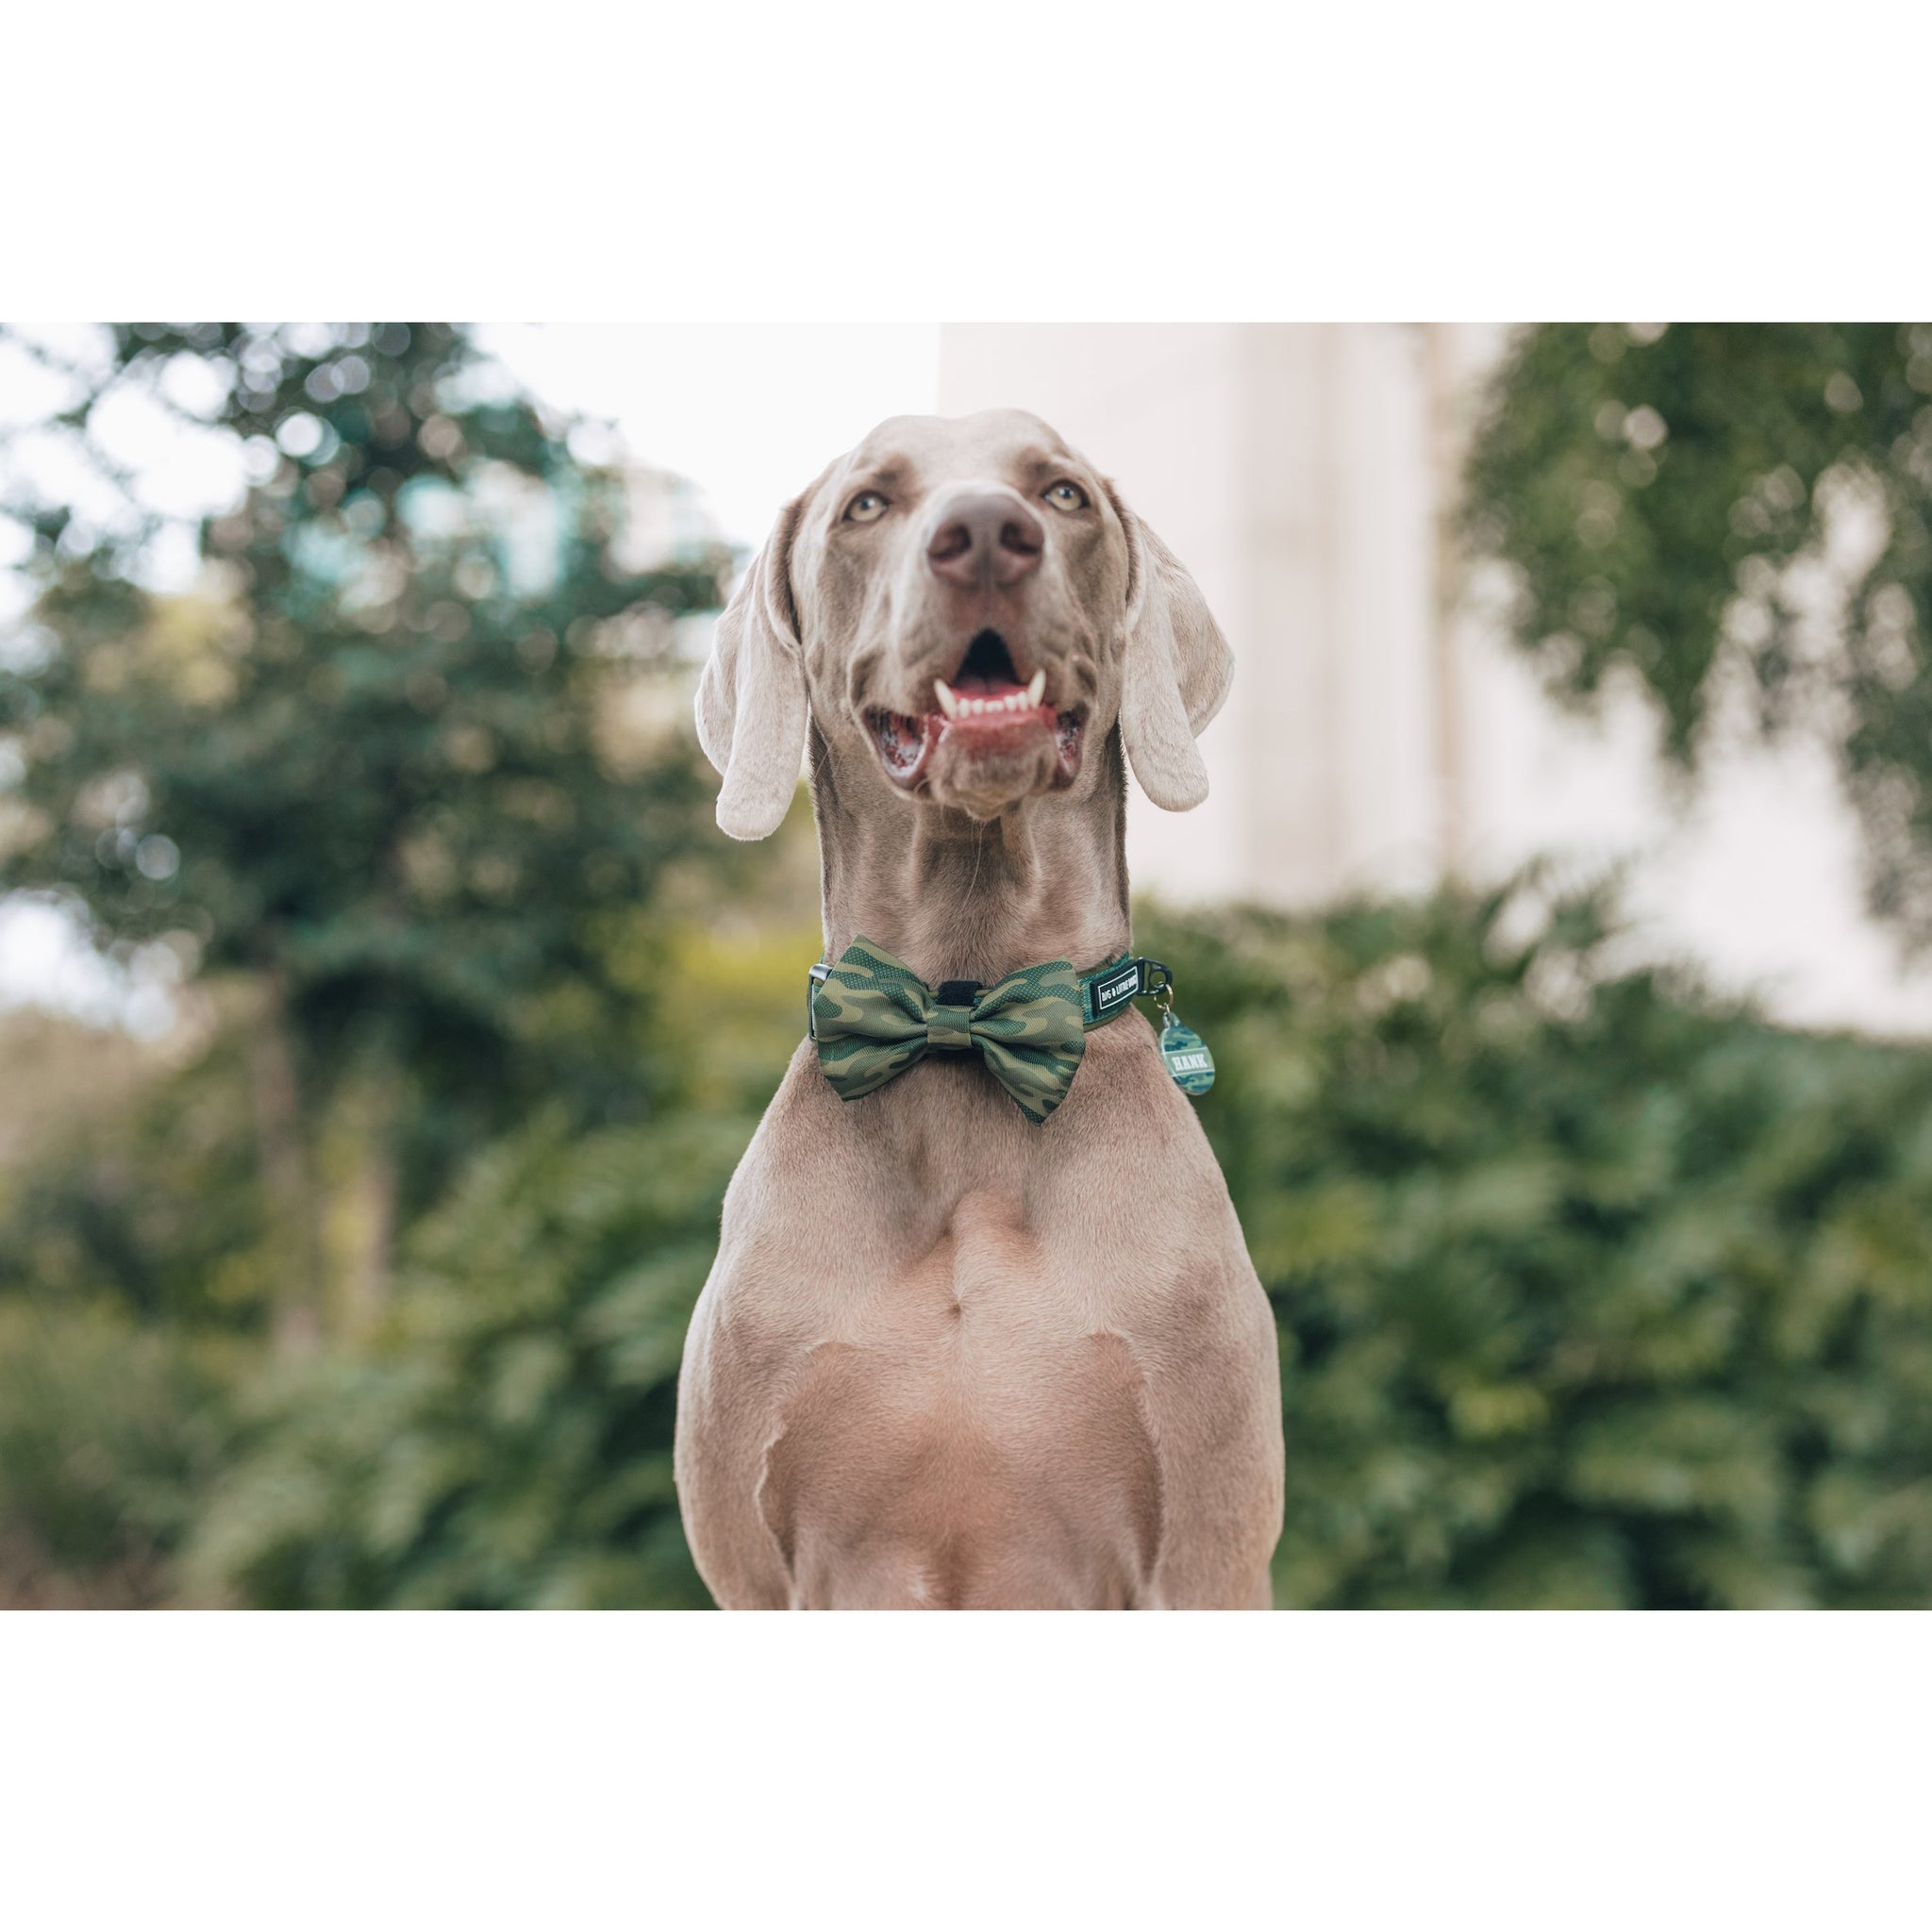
[827,408,1093,502]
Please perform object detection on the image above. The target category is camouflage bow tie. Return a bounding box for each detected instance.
[808,936,1168,1124]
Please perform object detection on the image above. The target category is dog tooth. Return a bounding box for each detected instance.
[1025,671,1045,707]
[934,679,958,719]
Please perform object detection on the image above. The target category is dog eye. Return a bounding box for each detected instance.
[844,491,889,524]
[1042,481,1088,512]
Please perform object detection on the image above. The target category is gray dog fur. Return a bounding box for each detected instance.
[675,409,1284,1608]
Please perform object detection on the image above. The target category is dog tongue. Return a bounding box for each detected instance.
[951,674,1024,699]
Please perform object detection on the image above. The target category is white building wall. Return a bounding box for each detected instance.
[939,323,1932,1037]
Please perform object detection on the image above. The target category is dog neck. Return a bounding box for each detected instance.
[809,723,1133,986]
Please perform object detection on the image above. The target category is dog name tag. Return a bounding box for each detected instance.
[1158,1013,1215,1097]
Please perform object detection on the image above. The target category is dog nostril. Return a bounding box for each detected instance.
[994,514,1042,584]
[927,521,974,567]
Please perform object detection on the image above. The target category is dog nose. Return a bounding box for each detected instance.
[925,492,1044,590]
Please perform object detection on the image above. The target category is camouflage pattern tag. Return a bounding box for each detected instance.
[1159,1012,1215,1097]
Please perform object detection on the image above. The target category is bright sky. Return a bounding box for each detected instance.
[479,324,943,551]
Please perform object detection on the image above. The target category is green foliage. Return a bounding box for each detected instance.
[0,1300,238,1606]
[0,896,821,1610]
[8,829,1932,1609]
[0,997,275,1327]
[157,904,817,1610]
[1142,879,1932,1607]
[1462,322,1932,941]
[172,876,1932,1611]
[185,1108,750,1609]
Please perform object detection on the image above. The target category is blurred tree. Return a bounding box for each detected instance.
[0,325,733,1342]
[1462,324,1932,945]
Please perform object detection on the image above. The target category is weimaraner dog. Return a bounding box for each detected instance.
[675,409,1284,1608]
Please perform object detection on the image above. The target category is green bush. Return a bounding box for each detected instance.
[0,1300,237,1606]
[1142,877,1932,1607]
[185,1108,752,1608]
[16,877,1932,1609]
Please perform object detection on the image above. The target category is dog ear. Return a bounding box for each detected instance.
[1108,485,1233,813]
[695,494,809,841]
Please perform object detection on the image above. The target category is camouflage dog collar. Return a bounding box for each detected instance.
[807,936,1172,1124]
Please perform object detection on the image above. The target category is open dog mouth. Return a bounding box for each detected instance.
[869,629,1087,791]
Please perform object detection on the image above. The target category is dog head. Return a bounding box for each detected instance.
[696,408,1231,839]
